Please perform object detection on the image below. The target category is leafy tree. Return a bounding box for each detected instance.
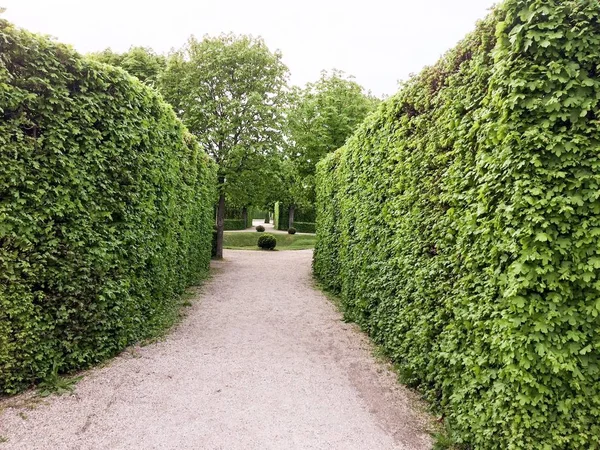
[160,34,289,258]
[225,152,276,227]
[88,47,166,86]
[271,157,313,224]
[283,70,379,222]
[226,153,274,209]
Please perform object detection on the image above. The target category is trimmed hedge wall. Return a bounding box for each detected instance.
[252,210,268,220]
[314,1,600,448]
[275,202,290,230]
[274,201,281,229]
[0,21,217,394]
[293,222,316,234]
[246,208,255,228]
[274,203,316,231]
[224,219,247,230]
[224,207,253,228]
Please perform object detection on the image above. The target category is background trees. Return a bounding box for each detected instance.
[288,70,379,180]
[281,70,379,223]
[160,34,288,258]
[88,43,378,238]
[88,47,166,86]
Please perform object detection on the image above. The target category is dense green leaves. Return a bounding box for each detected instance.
[88,47,166,86]
[288,71,379,179]
[160,34,288,258]
[257,234,277,250]
[272,71,378,234]
[291,222,315,234]
[314,1,600,448]
[224,219,248,230]
[0,21,216,394]
[282,70,378,208]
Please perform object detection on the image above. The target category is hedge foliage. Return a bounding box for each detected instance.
[224,207,253,228]
[274,203,316,231]
[224,219,247,230]
[274,201,281,229]
[257,234,277,250]
[293,222,316,234]
[314,1,600,448]
[0,20,217,394]
[275,202,290,230]
[252,210,268,220]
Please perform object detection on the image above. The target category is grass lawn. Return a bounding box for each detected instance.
[223,232,316,250]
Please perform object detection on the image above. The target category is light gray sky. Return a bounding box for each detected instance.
[2,0,497,97]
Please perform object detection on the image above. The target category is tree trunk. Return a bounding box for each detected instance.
[264,212,270,224]
[242,206,248,229]
[216,190,226,259]
[288,205,295,229]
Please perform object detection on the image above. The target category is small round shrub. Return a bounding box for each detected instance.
[257,234,277,250]
[288,227,297,235]
[256,225,265,232]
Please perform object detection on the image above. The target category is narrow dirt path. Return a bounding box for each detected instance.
[0,250,432,450]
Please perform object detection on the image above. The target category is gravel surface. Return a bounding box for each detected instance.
[0,249,433,450]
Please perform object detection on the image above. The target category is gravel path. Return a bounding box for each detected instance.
[0,250,432,450]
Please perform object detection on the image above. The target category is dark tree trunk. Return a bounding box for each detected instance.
[242,206,248,229]
[288,205,295,229]
[216,189,226,259]
[264,212,270,224]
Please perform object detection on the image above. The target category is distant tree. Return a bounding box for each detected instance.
[88,47,166,86]
[282,70,379,223]
[225,151,277,225]
[160,34,289,258]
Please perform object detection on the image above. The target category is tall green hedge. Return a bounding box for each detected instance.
[0,20,217,394]
[314,1,600,448]
[252,210,268,220]
[246,208,255,228]
[223,219,247,230]
[223,206,253,228]
[275,202,290,230]
[293,222,316,234]
[274,201,281,229]
[274,203,316,231]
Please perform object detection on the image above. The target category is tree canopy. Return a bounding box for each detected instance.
[281,70,379,208]
[88,47,166,86]
[160,34,289,257]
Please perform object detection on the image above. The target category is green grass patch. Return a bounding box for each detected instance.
[36,362,83,398]
[224,232,316,250]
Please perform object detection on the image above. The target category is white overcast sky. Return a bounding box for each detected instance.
[2,0,497,97]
